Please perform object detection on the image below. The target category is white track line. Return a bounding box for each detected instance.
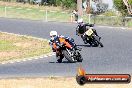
[97,26,127,29]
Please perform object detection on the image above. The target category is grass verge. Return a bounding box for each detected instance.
[0,32,51,63]
[0,1,71,22]
[0,1,131,27]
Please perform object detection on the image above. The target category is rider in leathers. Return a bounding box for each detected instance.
[49,31,76,62]
[76,18,101,44]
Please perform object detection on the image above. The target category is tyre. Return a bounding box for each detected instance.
[76,52,83,62]
[62,50,75,63]
[57,59,62,63]
[56,54,64,63]
[93,36,103,47]
[92,41,99,47]
[98,41,104,47]
[94,37,103,47]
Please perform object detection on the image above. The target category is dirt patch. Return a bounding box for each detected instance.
[14,42,33,48]
[0,77,131,88]
[0,51,21,58]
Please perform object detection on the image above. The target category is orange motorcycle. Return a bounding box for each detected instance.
[53,37,83,63]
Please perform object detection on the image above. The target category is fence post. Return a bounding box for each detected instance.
[122,16,126,26]
[93,14,96,24]
[5,6,7,17]
[88,14,91,24]
[71,14,73,22]
[45,9,48,22]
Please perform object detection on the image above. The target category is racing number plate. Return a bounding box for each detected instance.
[85,29,93,36]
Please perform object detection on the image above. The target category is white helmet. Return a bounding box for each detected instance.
[77,18,83,23]
[50,31,57,37]
[50,31,57,40]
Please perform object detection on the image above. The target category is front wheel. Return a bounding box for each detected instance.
[76,52,83,62]
[57,59,62,63]
[62,50,75,63]
[98,41,104,47]
[56,51,64,63]
[93,36,103,47]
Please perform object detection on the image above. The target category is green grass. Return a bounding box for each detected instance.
[0,5,71,21]
[0,5,131,27]
[4,6,44,20]
[126,19,132,27]
[47,11,71,22]
[0,40,17,51]
[84,15,132,27]
[0,6,5,17]
[0,32,51,62]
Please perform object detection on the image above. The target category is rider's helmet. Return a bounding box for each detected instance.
[50,31,57,40]
[77,18,83,26]
[77,18,83,23]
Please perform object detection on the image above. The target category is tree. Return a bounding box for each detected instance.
[96,3,108,13]
[77,0,83,16]
[55,0,77,9]
[86,0,90,14]
[114,0,131,26]
[128,0,132,4]
[90,1,108,15]
[113,0,128,16]
[123,0,132,15]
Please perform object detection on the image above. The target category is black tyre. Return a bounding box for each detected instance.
[62,50,75,63]
[98,41,104,47]
[76,52,83,62]
[57,59,62,63]
[93,36,103,47]
[56,54,64,63]
[95,37,103,47]
[92,41,99,47]
[76,75,86,85]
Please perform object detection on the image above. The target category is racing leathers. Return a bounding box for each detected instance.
[76,23,100,44]
[49,35,76,52]
[49,35,77,62]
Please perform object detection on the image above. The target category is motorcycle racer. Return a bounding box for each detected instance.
[76,18,101,44]
[49,31,76,51]
[49,31,77,62]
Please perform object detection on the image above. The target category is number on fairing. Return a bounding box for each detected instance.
[85,28,93,36]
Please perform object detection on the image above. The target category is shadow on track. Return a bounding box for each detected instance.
[49,61,79,64]
[76,44,91,47]
[76,44,98,47]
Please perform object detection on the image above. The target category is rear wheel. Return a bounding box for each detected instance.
[92,41,99,47]
[62,50,75,63]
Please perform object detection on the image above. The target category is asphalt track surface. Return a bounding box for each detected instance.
[0,18,132,78]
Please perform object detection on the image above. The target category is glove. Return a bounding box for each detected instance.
[56,46,60,49]
[70,38,74,42]
[90,24,94,27]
